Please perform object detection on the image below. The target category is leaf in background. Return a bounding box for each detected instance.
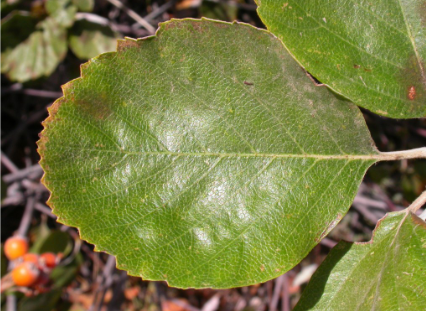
[200,1,238,22]
[256,0,426,118]
[69,19,118,60]
[39,19,380,289]
[1,13,67,82]
[72,0,94,12]
[30,230,73,256]
[18,289,63,311]
[50,253,83,288]
[46,0,77,28]
[1,0,20,18]
[294,211,426,311]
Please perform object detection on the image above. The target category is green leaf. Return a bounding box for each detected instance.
[38,19,380,289]
[46,0,77,28]
[256,0,426,118]
[1,13,67,82]
[295,211,426,311]
[50,253,83,288]
[18,289,62,311]
[68,19,118,60]
[200,1,239,22]
[72,0,94,12]
[30,230,73,256]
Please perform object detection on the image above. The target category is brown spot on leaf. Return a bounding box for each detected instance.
[353,64,361,69]
[117,39,140,52]
[408,86,416,100]
[244,81,254,85]
[75,94,113,121]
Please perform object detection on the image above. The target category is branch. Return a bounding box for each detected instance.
[17,195,36,237]
[407,190,426,214]
[2,164,43,183]
[1,150,19,173]
[106,0,156,34]
[378,147,426,161]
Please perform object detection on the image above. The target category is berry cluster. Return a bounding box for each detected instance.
[4,236,61,292]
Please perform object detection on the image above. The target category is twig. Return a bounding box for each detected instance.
[139,0,178,24]
[352,204,382,224]
[90,255,117,311]
[407,190,426,213]
[107,271,128,311]
[17,194,36,237]
[2,164,43,183]
[1,83,61,98]
[106,0,156,34]
[281,274,289,311]
[1,150,19,173]
[378,147,426,161]
[21,89,62,98]
[269,274,284,311]
[6,295,16,311]
[34,202,56,218]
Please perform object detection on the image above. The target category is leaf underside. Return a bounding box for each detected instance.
[257,0,426,118]
[39,19,379,289]
[295,211,426,311]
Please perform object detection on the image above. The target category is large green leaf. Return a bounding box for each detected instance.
[39,19,381,289]
[256,0,426,118]
[295,211,426,310]
[1,12,67,82]
[68,19,118,60]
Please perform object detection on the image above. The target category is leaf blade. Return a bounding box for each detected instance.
[39,19,379,288]
[294,211,426,310]
[256,0,426,118]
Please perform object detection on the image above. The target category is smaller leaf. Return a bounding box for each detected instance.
[72,0,94,12]
[46,0,77,28]
[200,2,238,22]
[1,13,67,82]
[30,230,73,256]
[294,211,426,311]
[68,19,118,60]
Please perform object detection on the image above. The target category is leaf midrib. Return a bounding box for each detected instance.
[79,148,380,160]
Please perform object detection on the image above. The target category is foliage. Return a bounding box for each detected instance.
[256,0,426,118]
[295,211,426,310]
[38,6,426,311]
[39,19,381,288]
[1,0,425,309]
[0,0,116,82]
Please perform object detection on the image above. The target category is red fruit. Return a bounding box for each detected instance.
[22,253,39,265]
[40,252,57,269]
[11,262,39,287]
[4,236,28,260]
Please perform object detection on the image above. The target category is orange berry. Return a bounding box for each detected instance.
[4,236,28,260]
[11,262,39,287]
[22,253,39,265]
[40,252,57,269]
